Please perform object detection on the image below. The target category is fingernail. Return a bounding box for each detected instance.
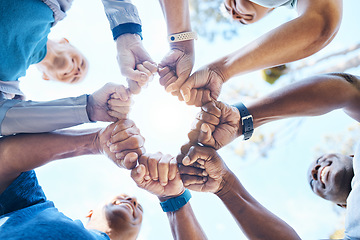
[140,74,147,82]
[161,182,167,186]
[115,153,121,159]
[110,145,115,152]
[166,85,174,93]
[201,124,208,132]
[145,175,151,180]
[202,171,208,176]
[107,141,111,147]
[137,167,142,174]
[203,177,208,182]
[183,156,190,165]
[181,90,189,102]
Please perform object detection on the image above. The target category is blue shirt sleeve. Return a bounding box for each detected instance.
[0,171,46,216]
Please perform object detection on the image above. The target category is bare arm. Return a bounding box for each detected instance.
[217,0,342,79]
[188,73,360,149]
[0,129,100,194]
[250,73,360,128]
[164,202,207,240]
[179,145,300,240]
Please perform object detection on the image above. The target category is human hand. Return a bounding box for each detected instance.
[116,34,157,93]
[131,153,185,199]
[158,41,194,94]
[158,66,212,107]
[127,61,156,94]
[87,83,132,122]
[165,63,226,106]
[177,144,233,194]
[188,100,241,149]
[98,119,145,169]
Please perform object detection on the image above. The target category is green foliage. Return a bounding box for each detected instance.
[189,0,240,41]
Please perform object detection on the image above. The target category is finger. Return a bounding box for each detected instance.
[138,155,151,180]
[198,123,215,146]
[111,119,135,135]
[131,164,146,184]
[179,74,196,103]
[168,157,178,180]
[197,111,220,126]
[182,145,205,166]
[112,85,129,102]
[178,165,207,176]
[121,67,150,83]
[110,135,145,153]
[202,101,221,118]
[158,154,172,186]
[127,79,142,95]
[184,88,198,106]
[158,66,172,78]
[111,126,140,143]
[107,106,131,116]
[159,68,176,87]
[115,147,146,163]
[108,98,132,107]
[143,61,158,74]
[123,152,139,169]
[107,110,128,120]
[148,152,162,181]
[181,174,207,187]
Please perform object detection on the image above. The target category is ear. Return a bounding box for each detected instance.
[85,210,93,218]
[59,37,70,44]
[42,73,50,81]
[336,203,347,208]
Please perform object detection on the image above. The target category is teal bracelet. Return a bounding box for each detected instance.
[160,189,192,212]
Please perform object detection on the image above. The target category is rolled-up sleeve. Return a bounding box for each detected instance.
[0,94,91,136]
[101,0,142,40]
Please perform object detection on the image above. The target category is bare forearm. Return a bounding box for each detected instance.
[216,0,342,80]
[248,74,360,129]
[158,0,191,34]
[166,203,207,240]
[216,173,300,240]
[0,129,100,178]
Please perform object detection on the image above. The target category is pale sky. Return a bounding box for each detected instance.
[22,0,360,239]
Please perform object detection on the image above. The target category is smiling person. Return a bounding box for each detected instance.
[0,0,160,135]
[0,119,146,239]
[160,0,342,106]
[182,72,360,239]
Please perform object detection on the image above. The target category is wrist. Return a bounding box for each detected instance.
[169,39,194,54]
[86,94,95,122]
[158,187,185,202]
[159,188,191,212]
[233,102,253,141]
[215,170,236,198]
[116,33,142,48]
[208,61,229,83]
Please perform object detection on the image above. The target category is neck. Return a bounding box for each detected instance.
[37,39,56,68]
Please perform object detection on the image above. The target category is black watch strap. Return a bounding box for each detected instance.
[233,102,253,140]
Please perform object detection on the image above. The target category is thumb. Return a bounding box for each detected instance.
[179,74,195,103]
[127,79,142,95]
[123,152,139,169]
[198,123,214,146]
[131,164,146,184]
[159,49,183,68]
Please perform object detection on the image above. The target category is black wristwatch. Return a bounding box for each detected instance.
[233,102,253,140]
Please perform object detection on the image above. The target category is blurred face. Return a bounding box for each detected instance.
[223,0,273,24]
[89,194,143,239]
[42,39,89,84]
[307,153,354,205]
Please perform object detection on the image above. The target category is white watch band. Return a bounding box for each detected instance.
[168,31,198,43]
